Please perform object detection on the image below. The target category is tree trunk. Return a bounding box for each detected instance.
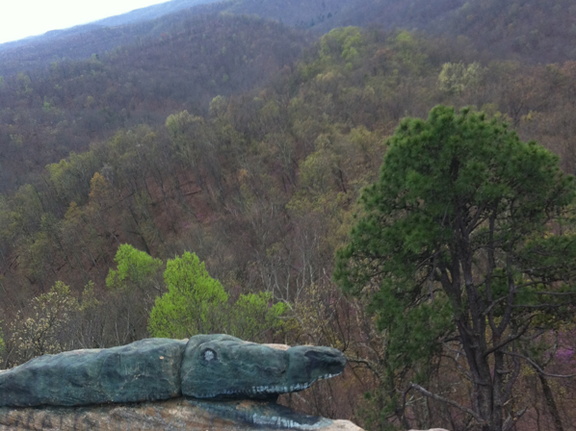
[456,317,503,431]
[536,368,564,431]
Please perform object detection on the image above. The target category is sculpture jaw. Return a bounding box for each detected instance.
[180,335,346,400]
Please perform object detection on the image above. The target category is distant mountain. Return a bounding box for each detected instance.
[93,0,221,27]
[179,0,576,64]
[0,0,227,76]
[0,11,310,191]
[0,0,219,48]
[214,0,351,28]
[1,0,573,77]
[325,0,576,64]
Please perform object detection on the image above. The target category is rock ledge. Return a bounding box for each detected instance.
[0,398,364,430]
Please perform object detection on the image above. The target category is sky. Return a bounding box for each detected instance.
[0,0,167,44]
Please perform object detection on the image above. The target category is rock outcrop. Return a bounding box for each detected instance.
[408,429,450,431]
[0,335,361,430]
[0,338,184,407]
[0,334,346,407]
[0,398,364,430]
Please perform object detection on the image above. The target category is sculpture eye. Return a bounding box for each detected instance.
[202,348,217,362]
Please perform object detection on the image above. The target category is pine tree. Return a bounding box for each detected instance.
[335,105,576,431]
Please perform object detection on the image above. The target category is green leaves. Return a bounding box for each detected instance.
[335,105,576,427]
[527,233,576,269]
[227,292,287,342]
[338,104,576,307]
[147,251,286,341]
[319,27,366,68]
[438,62,483,94]
[105,244,163,290]
[374,283,452,373]
[148,252,228,339]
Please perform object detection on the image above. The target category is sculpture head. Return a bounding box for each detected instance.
[180,334,346,400]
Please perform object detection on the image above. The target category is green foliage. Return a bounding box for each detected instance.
[148,251,286,341]
[165,110,212,166]
[227,291,287,341]
[148,251,228,339]
[335,105,576,428]
[11,184,43,235]
[390,30,429,75]
[106,244,163,290]
[438,62,483,94]
[47,152,100,206]
[16,72,32,95]
[338,106,576,297]
[299,26,366,80]
[102,244,165,344]
[319,27,366,67]
[370,280,452,374]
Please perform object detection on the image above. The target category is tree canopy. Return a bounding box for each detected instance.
[105,244,164,291]
[335,105,576,431]
[148,251,229,339]
[148,251,287,341]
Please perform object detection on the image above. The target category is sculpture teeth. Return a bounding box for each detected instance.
[319,372,342,380]
[195,370,344,398]
[243,371,343,395]
[246,382,312,394]
[250,414,331,430]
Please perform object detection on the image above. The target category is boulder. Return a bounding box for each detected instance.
[0,335,358,429]
[0,335,347,407]
[0,398,365,430]
[408,429,450,431]
[0,338,186,407]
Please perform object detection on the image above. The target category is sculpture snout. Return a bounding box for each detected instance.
[286,345,347,388]
[304,348,346,377]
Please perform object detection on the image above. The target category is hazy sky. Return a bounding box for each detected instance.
[0,0,167,44]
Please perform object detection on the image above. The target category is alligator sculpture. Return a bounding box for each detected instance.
[0,334,346,408]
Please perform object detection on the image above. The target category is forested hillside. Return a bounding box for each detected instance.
[324,0,576,63]
[0,13,309,191]
[0,0,222,74]
[1,1,576,430]
[2,0,574,76]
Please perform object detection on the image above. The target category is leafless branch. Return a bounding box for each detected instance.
[484,320,531,357]
[503,351,576,378]
[409,382,485,425]
[529,291,576,297]
[503,407,528,431]
[347,357,383,381]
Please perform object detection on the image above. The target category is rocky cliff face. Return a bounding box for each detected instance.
[0,398,364,430]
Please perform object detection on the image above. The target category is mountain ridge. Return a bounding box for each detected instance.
[1,0,574,76]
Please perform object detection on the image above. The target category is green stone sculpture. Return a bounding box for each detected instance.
[0,334,346,407]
